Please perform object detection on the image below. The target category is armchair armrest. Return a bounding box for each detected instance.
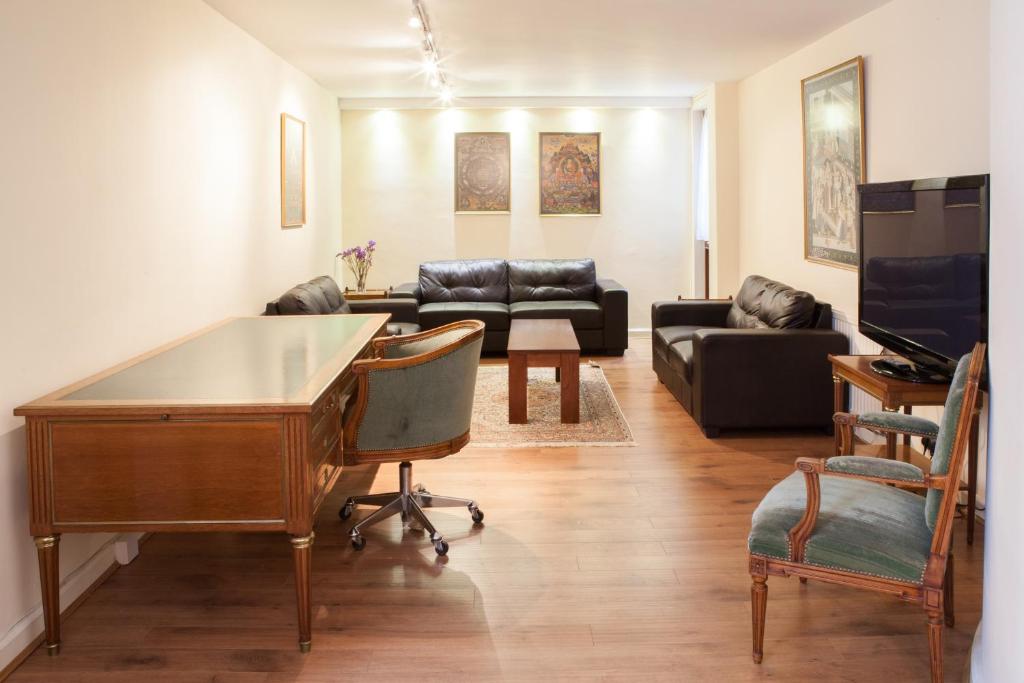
[596,278,628,352]
[833,411,940,455]
[651,300,731,328]
[391,282,420,301]
[787,455,945,562]
[347,297,419,324]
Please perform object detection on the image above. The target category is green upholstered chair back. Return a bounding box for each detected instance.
[924,353,972,532]
[349,322,484,454]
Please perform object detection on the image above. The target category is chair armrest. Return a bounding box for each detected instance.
[832,411,940,456]
[347,298,419,324]
[391,282,420,301]
[786,455,939,562]
[596,278,628,351]
[651,300,731,328]
[824,455,925,484]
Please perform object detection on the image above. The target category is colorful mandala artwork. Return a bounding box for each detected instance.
[455,132,510,213]
[539,132,600,215]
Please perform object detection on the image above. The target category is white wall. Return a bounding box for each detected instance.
[974,2,1024,680]
[0,0,341,669]
[736,0,989,316]
[340,107,691,328]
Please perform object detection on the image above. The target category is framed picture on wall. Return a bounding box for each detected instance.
[455,132,511,213]
[539,132,601,215]
[801,56,865,270]
[280,113,306,227]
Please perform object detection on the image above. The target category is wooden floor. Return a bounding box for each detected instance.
[10,336,982,682]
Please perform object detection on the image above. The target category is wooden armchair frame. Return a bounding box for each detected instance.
[749,343,985,683]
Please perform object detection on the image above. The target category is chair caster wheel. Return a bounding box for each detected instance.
[351,534,366,551]
[339,502,353,520]
[434,540,449,556]
[470,507,484,524]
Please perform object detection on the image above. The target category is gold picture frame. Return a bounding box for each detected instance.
[280,113,306,227]
[539,132,601,216]
[454,132,511,214]
[801,56,865,270]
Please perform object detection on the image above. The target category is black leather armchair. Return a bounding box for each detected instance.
[264,275,421,336]
[652,276,848,437]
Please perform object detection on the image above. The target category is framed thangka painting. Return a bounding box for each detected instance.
[280,113,306,227]
[539,132,600,215]
[801,57,865,269]
[455,132,510,213]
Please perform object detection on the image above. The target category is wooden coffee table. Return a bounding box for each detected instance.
[507,318,580,424]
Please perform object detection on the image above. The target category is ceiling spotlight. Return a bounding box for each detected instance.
[408,15,422,29]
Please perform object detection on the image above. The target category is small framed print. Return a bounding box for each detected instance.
[539,132,601,216]
[455,132,511,213]
[280,113,306,227]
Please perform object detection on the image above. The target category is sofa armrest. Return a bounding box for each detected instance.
[347,298,419,324]
[391,282,420,301]
[691,328,849,429]
[596,278,628,352]
[651,300,731,328]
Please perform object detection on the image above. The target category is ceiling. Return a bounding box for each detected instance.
[204,0,890,100]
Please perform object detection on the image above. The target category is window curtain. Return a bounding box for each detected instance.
[694,110,710,242]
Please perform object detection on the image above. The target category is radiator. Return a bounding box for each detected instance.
[831,309,884,443]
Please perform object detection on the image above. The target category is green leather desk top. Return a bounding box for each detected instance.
[15,315,388,414]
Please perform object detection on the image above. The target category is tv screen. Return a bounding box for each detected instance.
[858,175,989,378]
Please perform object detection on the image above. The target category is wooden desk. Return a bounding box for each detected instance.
[829,354,981,544]
[13,314,389,655]
[507,319,580,424]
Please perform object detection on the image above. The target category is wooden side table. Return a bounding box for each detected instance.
[829,354,981,544]
[343,288,389,301]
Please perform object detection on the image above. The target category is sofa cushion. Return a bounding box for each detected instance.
[653,325,708,360]
[275,282,334,315]
[419,259,508,304]
[418,302,510,331]
[509,300,603,329]
[726,275,815,329]
[309,276,352,314]
[508,259,597,303]
[667,340,694,382]
[386,322,422,336]
[748,471,932,584]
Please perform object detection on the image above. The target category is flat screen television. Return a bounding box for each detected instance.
[857,174,989,382]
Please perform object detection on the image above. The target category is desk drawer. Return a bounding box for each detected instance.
[311,386,342,425]
[313,460,340,507]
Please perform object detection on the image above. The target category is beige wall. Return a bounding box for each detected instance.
[340,107,691,328]
[736,0,989,316]
[0,0,341,667]
[975,1,1024,680]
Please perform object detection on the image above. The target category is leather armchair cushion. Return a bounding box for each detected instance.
[310,276,352,314]
[508,258,597,303]
[509,300,603,329]
[419,302,510,331]
[386,322,422,336]
[275,282,336,315]
[653,325,709,360]
[667,340,694,382]
[727,275,815,329]
[419,259,508,303]
[748,471,932,583]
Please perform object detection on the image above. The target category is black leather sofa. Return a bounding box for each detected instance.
[393,258,628,354]
[265,275,421,336]
[651,275,848,437]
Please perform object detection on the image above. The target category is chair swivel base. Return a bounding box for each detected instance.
[340,461,483,556]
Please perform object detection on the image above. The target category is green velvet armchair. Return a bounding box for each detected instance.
[339,320,486,556]
[747,343,985,683]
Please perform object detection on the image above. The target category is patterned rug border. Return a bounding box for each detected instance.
[468,362,636,448]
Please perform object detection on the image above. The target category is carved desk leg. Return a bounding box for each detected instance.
[290,533,315,653]
[34,535,61,656]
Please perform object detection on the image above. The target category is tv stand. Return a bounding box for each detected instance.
[869,357,948,384]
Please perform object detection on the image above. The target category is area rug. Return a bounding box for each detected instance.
[469,363,635,447]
